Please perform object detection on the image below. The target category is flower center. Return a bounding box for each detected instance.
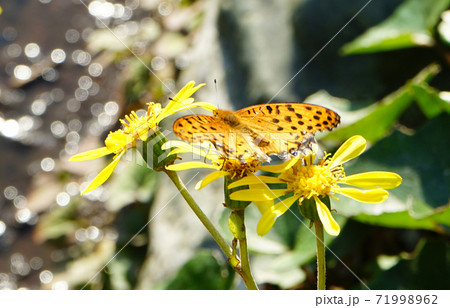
[215,158,261,179]
[104,103,163,153]
[121,103,162,138]
[281,158,344,199]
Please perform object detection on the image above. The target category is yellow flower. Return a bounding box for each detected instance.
[162,140,262,190]
[228,135,402,236]
[70,81,216,195]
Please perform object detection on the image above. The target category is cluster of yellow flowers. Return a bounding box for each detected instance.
[71,81,402,237]
[70,82,216,194]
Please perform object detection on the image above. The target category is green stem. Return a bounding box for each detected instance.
[164,169,232,259]
[314,220,326,290]
[235,210,258,290]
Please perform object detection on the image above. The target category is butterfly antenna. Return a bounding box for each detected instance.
[214,79,219,109]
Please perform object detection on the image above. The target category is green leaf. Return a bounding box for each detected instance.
[162,250,235,290]
[324,63,440,143]
[368,238,450,289]
[353,205,450,231]
[412,83,450,118]
[341,0,450,54]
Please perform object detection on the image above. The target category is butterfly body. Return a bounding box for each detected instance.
[216,110,241,127]
[174,102,340,161]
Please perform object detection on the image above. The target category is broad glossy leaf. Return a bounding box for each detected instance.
[324,64,440,143]
[341,0,450,54]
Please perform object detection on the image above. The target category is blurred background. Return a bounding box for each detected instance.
[0,0,449,290]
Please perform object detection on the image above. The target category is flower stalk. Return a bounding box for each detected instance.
[235,210,259,290]
[314,220,326,290]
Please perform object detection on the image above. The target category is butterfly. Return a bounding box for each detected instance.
[173,102,340,162]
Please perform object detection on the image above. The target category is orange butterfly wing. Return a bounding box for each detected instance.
[173,103,340,160]
[173,114,236,157]
[173,113,271,160]
[235,102,340,157]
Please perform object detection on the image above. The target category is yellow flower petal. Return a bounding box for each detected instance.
[167,148,188,156]
[162,140,197,152]
[227,175,284,189]
[256,195,299,236]
[166,161,219,171]
[259,155,302,173]
[253,200,274,215]
[81,151,124,195]
[164,81,205,112]
[313,196,340,236]
[172,81,205,103]
[171,102,218,113]
[331,135,366,168]
[229,188,288,202]
[341,172,402,189]
[70,147,112,161]
[105,132,133,152]
[229,189,271,202]
[195,171,229,190]
[163,140,220,159]
[158,98,193,120]
[249,183,269,190]
[336,187,389,203]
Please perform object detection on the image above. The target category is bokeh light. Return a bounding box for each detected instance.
[50,49,66,64]
[13,65,32,81]
[24,43,40,58]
